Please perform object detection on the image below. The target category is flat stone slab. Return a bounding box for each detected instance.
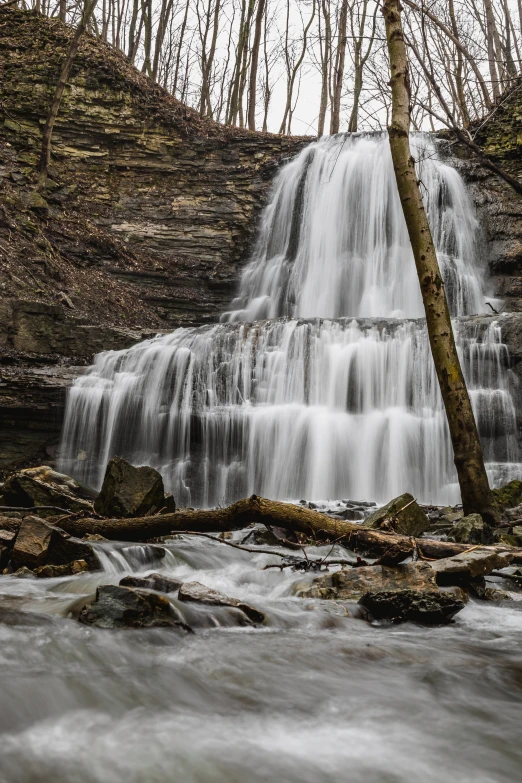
[432,548,513,584]
[297,562,437,600]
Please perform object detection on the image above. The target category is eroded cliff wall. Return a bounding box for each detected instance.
[0,8,308,470]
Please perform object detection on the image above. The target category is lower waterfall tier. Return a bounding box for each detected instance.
[59,316,520,507]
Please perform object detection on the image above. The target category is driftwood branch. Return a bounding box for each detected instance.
[50,494,522,562]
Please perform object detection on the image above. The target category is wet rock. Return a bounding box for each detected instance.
[3,466,95,516]
[12,566,35,578]
[358,589,465,625]
[11,515,55,569]
[178,581,265,624]
[242,525,297,547]
[451,514,491,544]
[0,529,16,546]
[298,562,437,600]
[511,525,522,545]
[329,508,365,521]
[82,533,109,542]
[11,515,99,571]
[34,559,88,578]
[432,548,513,585]
[363,493,430,537]
[484,587,512,601]
[119,573,182,593]
[94,457,172,518]
[373,541,414,566]
[78,584,189,630]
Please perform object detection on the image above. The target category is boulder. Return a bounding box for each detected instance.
[358,589,465,625]
[363,493,430,537]
[11,515,55,569]
[298,562,437,600]
[78,584,190,630]
[3,466,95,516]
[119,573,182,593]
[178,581,265,624]
[94,457,172,518]
[451,514,491,544]
[511,525,522,545]
[11,515,99,571]
[432,548,513,585]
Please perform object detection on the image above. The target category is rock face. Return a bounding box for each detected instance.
[3,465,95,514]
[298,562,437,600]
[78,584,187,629]
[358,589,465,625]
[0,9,308,335]
[93,457,171,517]
[178,581,265,624]
[363,494,430,537]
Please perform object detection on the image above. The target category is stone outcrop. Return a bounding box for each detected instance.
[78,584,189,629]
[94,456,173,517]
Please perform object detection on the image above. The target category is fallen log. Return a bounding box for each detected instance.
[52,494,522,562]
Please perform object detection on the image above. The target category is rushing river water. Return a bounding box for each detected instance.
[1,534,522,783]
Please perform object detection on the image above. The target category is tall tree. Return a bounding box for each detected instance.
[37,0,99,190]
[330,0,348,133]
[247,0,266,129]
[382,0,494,521]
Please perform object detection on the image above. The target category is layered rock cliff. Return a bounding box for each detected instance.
[0,8,307,470]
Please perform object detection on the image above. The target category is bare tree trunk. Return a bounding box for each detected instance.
[278,0,316,134]
[173,0,189,96]
[59,0,66,22]
[382,0,494,522]
[247,0,266,130]
[152,0,174,82]
[140,0,153,77]
[348,0,377,133]
[484,0,501,98]
[448,0,470,127]
[127,0,139,59]
[330,0,348,134]
[317,0,331,136]
[402,0,492,110]
[37,0,99,191]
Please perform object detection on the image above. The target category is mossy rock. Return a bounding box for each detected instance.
[492,480,522,511]
[363,493,430,537]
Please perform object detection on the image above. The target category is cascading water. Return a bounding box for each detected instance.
[59,133,520,505]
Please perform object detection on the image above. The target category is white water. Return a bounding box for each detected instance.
[59,134,520,505]
[1,534,522,783]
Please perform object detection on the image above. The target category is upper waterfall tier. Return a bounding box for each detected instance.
[224,134,486,322]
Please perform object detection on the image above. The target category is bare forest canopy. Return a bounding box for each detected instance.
[8,0,522,136]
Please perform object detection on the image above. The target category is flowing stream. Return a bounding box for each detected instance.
[3,134,522,782]
[1,535,522,783]
[60,133,519,505]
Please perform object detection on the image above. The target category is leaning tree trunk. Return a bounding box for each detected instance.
[37,0,99,190]
[382,0,494,522]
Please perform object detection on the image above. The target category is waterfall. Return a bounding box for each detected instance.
[59,134,520,506]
